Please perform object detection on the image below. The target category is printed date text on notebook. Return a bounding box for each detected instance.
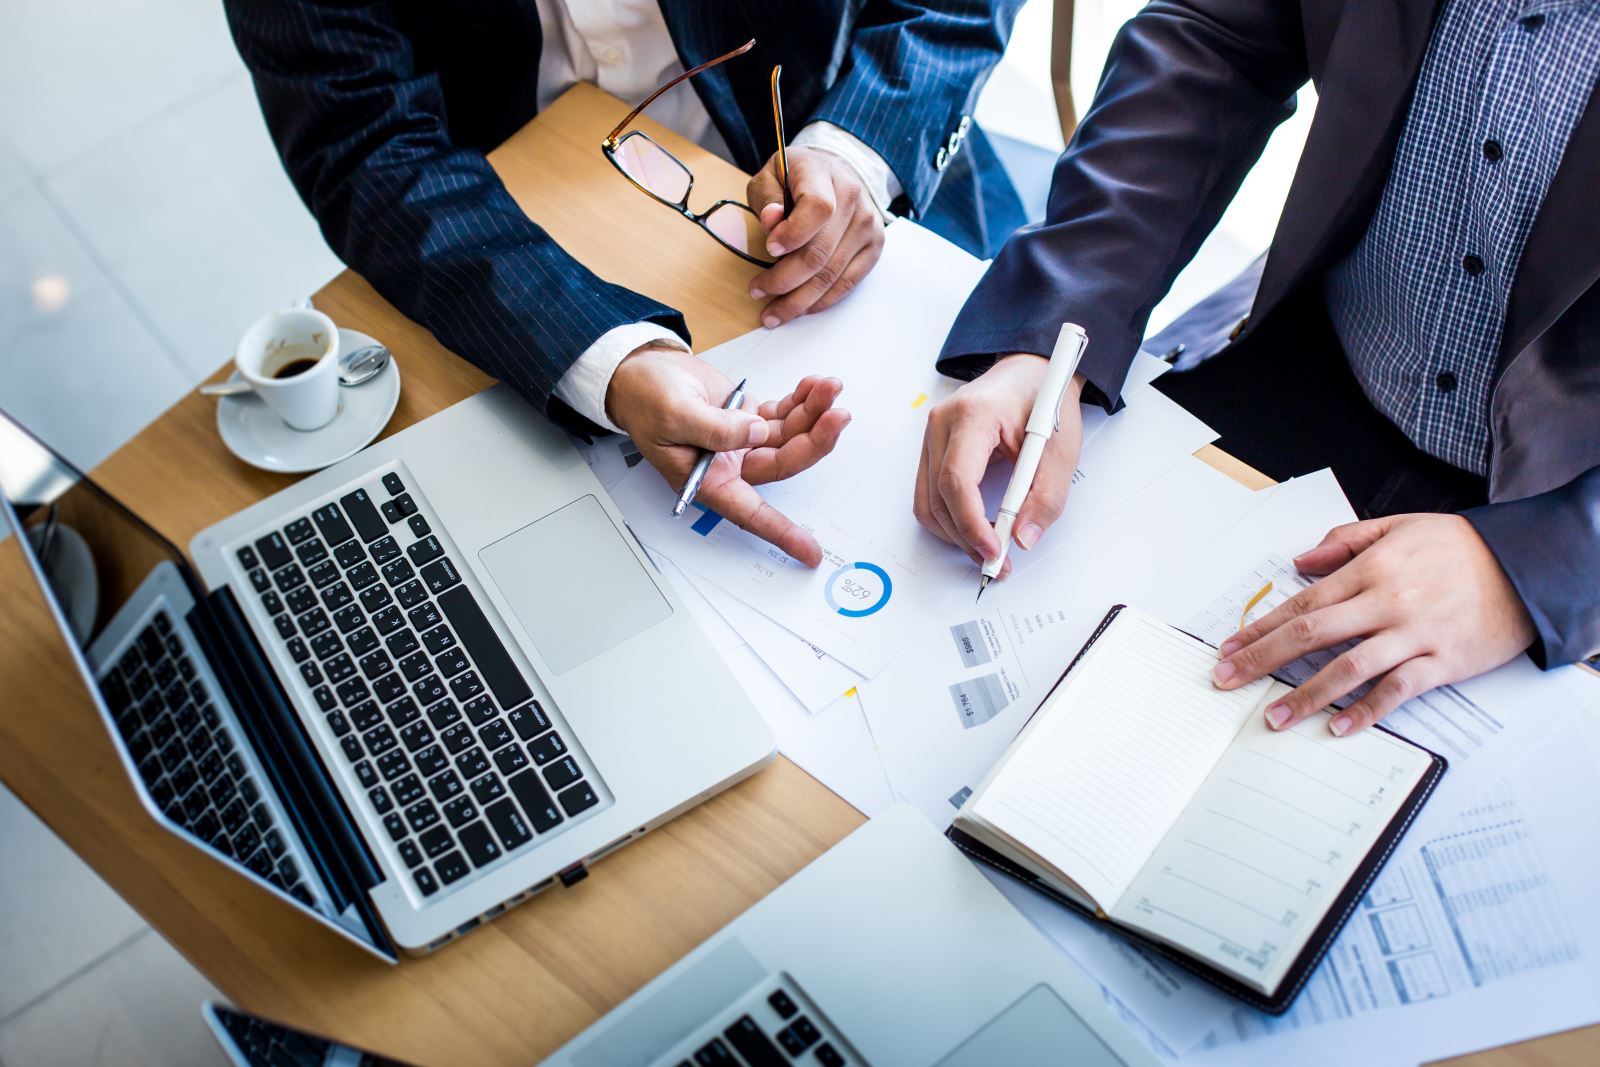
[946,605,1445,1013]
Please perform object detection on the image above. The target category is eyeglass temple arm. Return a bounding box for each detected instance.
[604,38,758,146]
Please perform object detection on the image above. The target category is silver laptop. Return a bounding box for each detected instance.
[203,1002,414,1067]
[546,805,1160,1067]
[0,386,773,959]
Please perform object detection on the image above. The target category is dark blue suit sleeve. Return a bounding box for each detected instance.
[808,1,1025,216]
[939,0,1307,407]
[1464,466,1600,667]
[223,0,687,428]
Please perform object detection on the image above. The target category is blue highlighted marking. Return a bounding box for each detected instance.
[824,561,892,618]
[690,506,724,536]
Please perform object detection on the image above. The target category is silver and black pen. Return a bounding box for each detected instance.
[671,378,748,517]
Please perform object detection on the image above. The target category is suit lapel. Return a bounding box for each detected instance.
[1500,79,1600,365]
[1255,0,1445,315]
[655,0,762,168]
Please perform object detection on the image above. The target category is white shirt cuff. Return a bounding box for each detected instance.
[552,322,690,434]
[792,121,904,222]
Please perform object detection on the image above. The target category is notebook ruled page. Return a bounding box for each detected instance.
[967,609,1269,907]
[1115,709,1433,993]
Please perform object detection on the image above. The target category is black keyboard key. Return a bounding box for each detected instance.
[414,745,448,778]
[428,700,462,730]
[449,670,485,703]
[311,632,342,660]
[377,749,410,781]
[528,731,567,765]
[397,651,430,683]
[299,662,323,687]
[724,1016,786,1067]
[359,650,393,681]
[405,800,441,833]
[354,760,378,788]
[442,795,477,829]
[334,538,367,569]
[285,517,315,544]
[381,558,415,587]
[483,796,530,850]
[243,845,273,879]
[454,745,488,779]
[385,629,420,658]
[458,821,501,868]
[337,677,370,707]
[325,710,351,737]
[307,562,339,591]
[255,533,292,570]
[395,580,429,610]
[695,1039,736,1067]
[369,785,393,814]
[392,774,425,808]
[409,673,445,708]
[441,721,475,755]
[340,489,387,543]
[437,586,532,710]
[435,850,469,886]
[273,565,306,593]
[137,625,164,662]
[508,771,563,832]
[768,990,798,1020]
[347,626,380,657]
[543,756,581,791]
[383,812,407,842]
[363,723,399,757]
[312,503,355,547]
[493,744,528,776]
[349,699,384,732]
[400,720,434,753]
[321,582,354,612]
[507,701,552,741]
[261,590,284,616]
[236,545,260,570]
[358,581,391,613]
[220,798,249,835]
[297,607,332,639]
[791,1018,820,1047]
[347,560,379,591]
[429,770,463,803]
[383,472,405,496]
[399,839,423,868]
[419,557,461,595]
[419,825,453,859]
[471,772,507,806]
[287,586,318,615]
[407,602,443,632]
[370,535,402,565]
[340,736,363,763]
[407,536,445,567]
[408,513,431,538]
[558,780,599,817]
[295,539,328,567]
[420,625,456,656]
[413,867,439,896]
[385,697,420,728]
[372,605,406,635]
[332,605,366,634]
[373,671,407,705]
[273,614,296,640]
[324,653,356,685]
[435,646,470,679]
[276,857,299,886]
[463,695,498,728]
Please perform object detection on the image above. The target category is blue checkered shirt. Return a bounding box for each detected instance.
[1325,0,1600,475]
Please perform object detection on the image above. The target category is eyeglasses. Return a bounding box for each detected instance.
[603,38,792,267]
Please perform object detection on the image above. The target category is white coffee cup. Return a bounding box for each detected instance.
[235,308,341,431]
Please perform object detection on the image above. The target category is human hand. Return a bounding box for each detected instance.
[745,147,886,327]
[606,345,850,567]
[1212,514,1536,735]
[913,354,1085,577]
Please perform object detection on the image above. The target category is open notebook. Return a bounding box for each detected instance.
[947,605,1445,1014]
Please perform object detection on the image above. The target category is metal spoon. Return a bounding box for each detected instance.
[198,344,392,396]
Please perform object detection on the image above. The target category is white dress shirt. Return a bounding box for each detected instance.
[536,0,902,430]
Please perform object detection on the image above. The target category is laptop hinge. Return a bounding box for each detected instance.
[188,586,396,958]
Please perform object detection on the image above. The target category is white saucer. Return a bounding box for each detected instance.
[217,328,401,474]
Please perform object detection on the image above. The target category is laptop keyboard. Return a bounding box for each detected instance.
[661,980,853,1067]
[234,468,600,900]
[215,1007,334,1067]
[98,610,315,905]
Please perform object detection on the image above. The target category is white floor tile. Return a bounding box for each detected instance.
[0,183,190,471]
[0,785,146,1022]
[0,931,227,1067]
[0,0,241,176]
[46,74,342,384]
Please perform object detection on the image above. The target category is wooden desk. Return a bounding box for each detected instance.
[0,84,1590,1066]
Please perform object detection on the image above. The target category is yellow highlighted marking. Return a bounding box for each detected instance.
[910,393,929,409]
[844,687,858,698]
[1239,581,1274,631]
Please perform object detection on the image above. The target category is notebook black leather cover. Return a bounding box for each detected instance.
[945,604,1448,1015]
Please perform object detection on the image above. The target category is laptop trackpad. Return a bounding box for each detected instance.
[934,984,1127,1066]
[479,495,670,675]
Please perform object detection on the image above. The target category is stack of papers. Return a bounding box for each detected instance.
[579,220,1600,1065]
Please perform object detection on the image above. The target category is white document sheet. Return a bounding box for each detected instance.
[858,457,1261,829]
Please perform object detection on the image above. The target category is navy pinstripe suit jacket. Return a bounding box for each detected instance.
[224,0,1026,433]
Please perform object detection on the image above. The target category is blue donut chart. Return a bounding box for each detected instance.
[824,561,892,618]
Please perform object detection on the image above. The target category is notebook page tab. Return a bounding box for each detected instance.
[966,609,1270,906]
[1113,709,1433,993]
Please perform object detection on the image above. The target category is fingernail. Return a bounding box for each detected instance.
[1266,703,1290,729]
[746,420,766,446]
[1330,714,1352,736]
[1219,638,1241,657]
[750,287,765,299]
[767,241,786,256]
[762,315,780,330]
[1016,521,1043,550]
[1213,661,1236,686]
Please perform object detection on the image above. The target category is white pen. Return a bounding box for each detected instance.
[977,323,1089,601]
[672,379,748,517]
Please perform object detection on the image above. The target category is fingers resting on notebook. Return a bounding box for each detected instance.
[1209,513,1536,736]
